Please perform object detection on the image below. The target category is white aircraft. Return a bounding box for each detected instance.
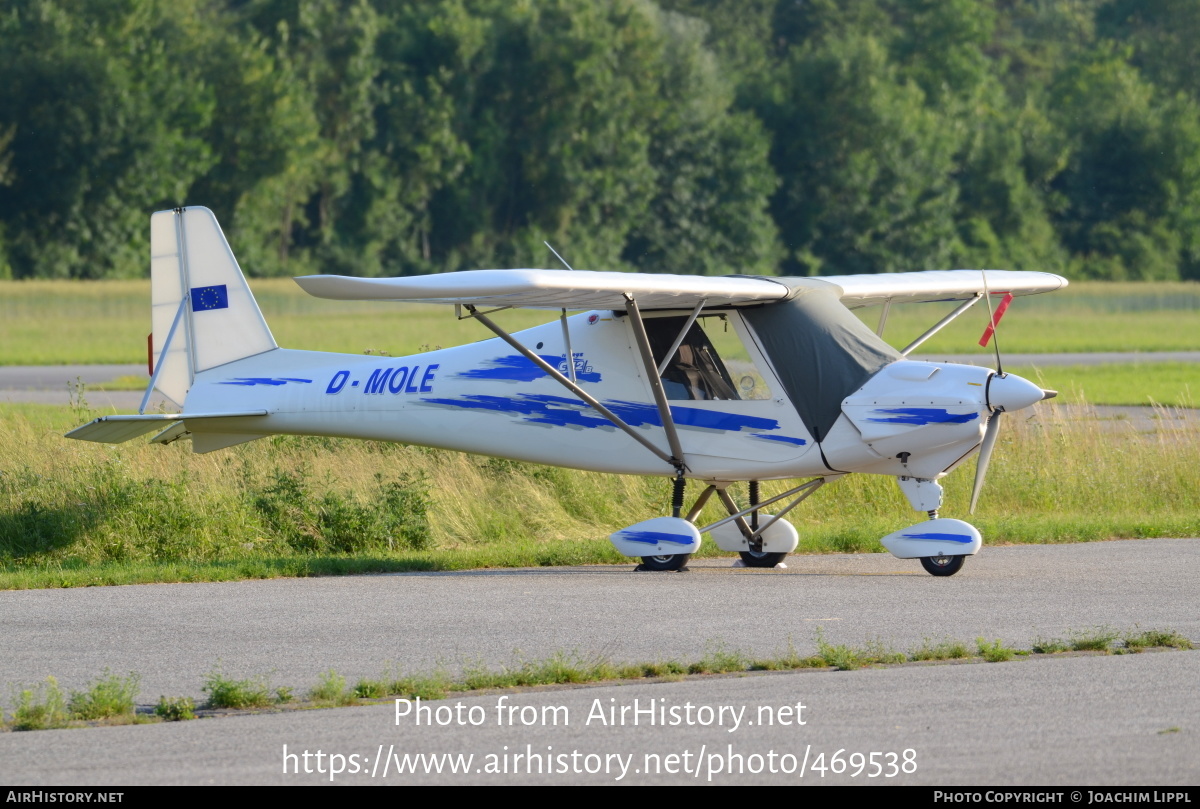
[69,207,1066,575]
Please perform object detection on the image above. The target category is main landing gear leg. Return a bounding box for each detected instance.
[636,473,694,572]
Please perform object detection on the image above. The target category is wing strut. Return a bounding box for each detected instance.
[464,305,677,469]
[899,294,982,356]
[656,299,707,376]
[622,294,687,473]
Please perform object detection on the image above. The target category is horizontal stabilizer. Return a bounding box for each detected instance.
[66,411,268,444]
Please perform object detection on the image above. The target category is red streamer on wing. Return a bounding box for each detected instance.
[979,293,1014,347]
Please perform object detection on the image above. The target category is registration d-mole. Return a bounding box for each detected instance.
[69,207,1066,575]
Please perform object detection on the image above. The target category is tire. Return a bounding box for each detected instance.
[738,550,787,568]
[639,553,690,571]
[920,555,965,577]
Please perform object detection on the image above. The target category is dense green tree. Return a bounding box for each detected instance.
[1047,51,1200,279]
[0,0,215,278]
[1,0,1198,281]
[759,34,963,275]
[621,7,781,275]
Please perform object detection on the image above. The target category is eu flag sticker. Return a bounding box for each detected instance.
[190,284,229,312]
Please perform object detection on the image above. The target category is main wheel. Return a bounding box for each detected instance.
[639,553,690,571]
[920,554,965,577]
[738,550,787,568]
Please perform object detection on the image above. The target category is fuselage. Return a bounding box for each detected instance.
[182,308,1032,482]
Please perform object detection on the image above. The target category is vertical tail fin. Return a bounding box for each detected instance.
[148,207,277,408]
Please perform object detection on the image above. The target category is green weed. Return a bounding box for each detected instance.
[687,643,750,675]
[1031,636,1073,654]
[68,669,139,720]
[308,670,357,706]
[154,696,196,721]
[976,638,1017,662]
[815,630,864,670]
[202,667,281,709]
[386,673,451,701]
[353,678,388,700]
[749,639,827,671]
[7,677,69,730]
[1124,629,1195,651]
[460,651,619,690]
[910,638,971,661]
[1069,627,1120,652]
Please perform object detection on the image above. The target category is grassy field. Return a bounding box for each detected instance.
[2,396,1196,589]
[2,279,1199,365]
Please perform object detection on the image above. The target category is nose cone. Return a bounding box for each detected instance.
[987,372,1045,412]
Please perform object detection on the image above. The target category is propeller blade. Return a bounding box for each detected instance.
[969,410,1003,515]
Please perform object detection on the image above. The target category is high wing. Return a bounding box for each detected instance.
[295,268,1065,310]
[294,269,791,309]
[814,269,1067,308]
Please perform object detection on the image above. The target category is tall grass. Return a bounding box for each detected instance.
[1,394,1196,587]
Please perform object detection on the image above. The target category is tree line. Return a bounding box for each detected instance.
[2,0,1199,281]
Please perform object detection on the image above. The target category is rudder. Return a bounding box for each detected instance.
[149,207,277,407]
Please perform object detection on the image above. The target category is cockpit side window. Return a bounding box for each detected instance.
[644,316,740,400]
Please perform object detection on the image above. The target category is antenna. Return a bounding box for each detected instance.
[544,241,574,271]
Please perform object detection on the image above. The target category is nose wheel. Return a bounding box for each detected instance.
[920,554,965,577]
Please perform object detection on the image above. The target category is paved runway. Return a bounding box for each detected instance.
[1,539,1197,785]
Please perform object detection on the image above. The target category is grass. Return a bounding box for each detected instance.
[7,677,69,730]
[976,638,1020,662]
[1006,363,1196,408]
[4,627,1193,730]
[201,667,289,710]
[1,390,1197,588]
[67,669,140,720]
[2,279,1199,366]
[154,696,196,721]
[909,637,972,661]
[308,670,358,706]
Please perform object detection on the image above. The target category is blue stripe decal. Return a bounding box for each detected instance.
[420,393,780,433]
[615,530,695,546]
[867,408,978,425]
[457,355,601,383]
[900,532,974,543]
[219,377,313,387]
[749,433,807,446]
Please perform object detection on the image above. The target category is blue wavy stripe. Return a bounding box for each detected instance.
[749,433,807,446]
[901,532,974,543]
[615,530,695,546]
[457,355,601,383]
[219,377,312,386]
[421,393,780,433]
[867,408,978,425]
